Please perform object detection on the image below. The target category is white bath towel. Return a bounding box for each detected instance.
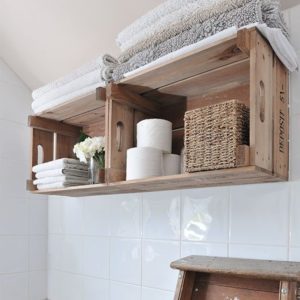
[32,56,105,99]
[34,176,89,186]
[33,158,87,173]
[35,168,88,179]
[256,23,299,72]
[32,69,102,110]
[37,181,89,190]
[32,82,103,114]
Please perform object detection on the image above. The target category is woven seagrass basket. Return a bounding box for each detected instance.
[184,100,249,172]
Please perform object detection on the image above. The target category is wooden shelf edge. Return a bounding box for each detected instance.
[30,166,285,197]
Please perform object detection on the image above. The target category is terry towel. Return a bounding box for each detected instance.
[37,182,89,190]
[35,168,88,179]
[32,158,87,173]
[34,175,89,186]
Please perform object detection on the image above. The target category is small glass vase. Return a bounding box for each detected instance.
[88,158,105,184]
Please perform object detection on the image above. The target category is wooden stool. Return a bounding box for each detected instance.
[171,256,300,300]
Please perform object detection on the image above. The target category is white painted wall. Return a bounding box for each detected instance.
[47,5,300,300]
[0,59,48,299]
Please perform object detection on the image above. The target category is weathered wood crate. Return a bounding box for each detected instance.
[171,256,300,300]
[27,27,289,197]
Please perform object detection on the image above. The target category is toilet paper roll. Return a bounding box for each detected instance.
[137,119,172,153]
[126,147,163,180]
[163,154,181,176]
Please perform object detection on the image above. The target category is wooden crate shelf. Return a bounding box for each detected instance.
[27,27,289,197]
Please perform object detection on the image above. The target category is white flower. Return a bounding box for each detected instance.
[73,136,105,163]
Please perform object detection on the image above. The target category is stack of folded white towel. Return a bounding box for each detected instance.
[31,55,118,114]
[32,158,89,190]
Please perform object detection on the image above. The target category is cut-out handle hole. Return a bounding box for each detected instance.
[116,122,124,152]
[37,145,44,165]
[259,80,265,123]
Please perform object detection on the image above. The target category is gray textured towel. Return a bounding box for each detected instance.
[112,0,287,81]
[113,1,256,81]
[118,0,287,64]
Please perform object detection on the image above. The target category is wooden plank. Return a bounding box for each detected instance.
[36,87,106,122]
[64,106,106,126]
[273,56,289,179]
[249,29,274,172]
[107,83,161,117]
[279,281,298,300]
[174,271,196,300]
[170,256,300,282]
[121,34,248,94]
[30,166,282,197]
[29,116,81,137]
[195,273,279,293]
[187,85,250,110]
[56,134,77,159]
[105,95,135,182]
[159,59,250,98]
[192,282,278,300]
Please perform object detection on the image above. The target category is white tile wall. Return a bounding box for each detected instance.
[0,59,48,299]
[47,5,300,300]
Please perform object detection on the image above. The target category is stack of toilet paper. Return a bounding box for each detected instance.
[126,119,181,180]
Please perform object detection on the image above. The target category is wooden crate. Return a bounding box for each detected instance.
[171,256,300,300]
[28,27,289,196]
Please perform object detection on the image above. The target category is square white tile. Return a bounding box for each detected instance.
[290,3,300,51]
[110,281,141,300]
[290,183,300,247]
[48,195,64,234]
[59,272,83,300]
[82,195,111,236]
[60,235,83,273]
[29,271,47,300]
[142,191,180,240]
[142,240,180,291]
[61,197,83,235]
[0,196,29,235]
[289,248,300,262]
[29,194,48,235]
[181,242,228,258]
[29,236,47,271]
[290,62,300,115]
[0,273,29,300]
[110,238,141,285]
[48,234,63,270]
[142,287,174,300]
[0,120,30,162]
[182,187,229,242]
[229,244,288,260]
[0,236,28,273]
[83,277,109,300]
[230,183,289,246]
[82,236,109,279]
[110,194,142,238]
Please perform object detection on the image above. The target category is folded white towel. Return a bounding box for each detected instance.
[32,82,104,114]
[256,24,299,72]
[33,158,87,173]
[32,70,102,110]
[35,168,88,179]
[34,176,89,186]
[32,56,104,99]
[37,181,89,190]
